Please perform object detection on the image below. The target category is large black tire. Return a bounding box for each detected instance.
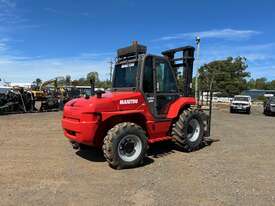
[102,122,147,169]
[172,109,205,152]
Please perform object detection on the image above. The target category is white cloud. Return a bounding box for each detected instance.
[0,2,113,83]
[154,29,261,41]
[0,0,17,24]
[1,39,274,83]
[0,42,6,51]
[44,7,94,18]
[191,42,275,79]
[0,38,9,52]
[0,0,16,8]
[199,43,275,63]
[0,54,113,83]
[0,0,40,33]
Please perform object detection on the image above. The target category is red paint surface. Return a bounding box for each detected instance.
[62,91,195,146]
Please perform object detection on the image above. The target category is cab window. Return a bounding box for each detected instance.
[155,60,178,93]
[142,56,154,93]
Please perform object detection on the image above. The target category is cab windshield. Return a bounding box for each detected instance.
[112,62,138,88]
[234,97,249,102]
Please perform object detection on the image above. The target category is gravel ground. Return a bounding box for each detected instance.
[0,106,275,206]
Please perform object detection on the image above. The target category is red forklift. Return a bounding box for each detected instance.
[62,41,211,169]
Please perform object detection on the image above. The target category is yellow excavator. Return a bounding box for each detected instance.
[32,77,65,99]
[32,77,66,111]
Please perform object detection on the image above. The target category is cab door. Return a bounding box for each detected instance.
[142,56,179,118]
[142,56,155,114]
[154,57,179,118]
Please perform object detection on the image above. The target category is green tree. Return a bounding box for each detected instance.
[255,77,267,89]
[87,72,99,83]
[35,78,42,86]
[32,78,42,90]
[65,75,71,87]
[270,80,275,90]
[78,78,88,86]
[198,57,250,97]
[96,79,112,89]
[247,78,256,89]
[71,80,79,86]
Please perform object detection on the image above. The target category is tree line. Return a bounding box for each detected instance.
[32,72,111,90]
[246,78,275,90]
[71,72,112,89]
[198,57,275,97]
[32,56,274,97]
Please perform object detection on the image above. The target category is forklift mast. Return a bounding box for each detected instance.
[162,46,195,97]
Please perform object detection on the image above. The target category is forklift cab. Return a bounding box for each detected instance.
[141,55,180,118]
[112,41,195,118]
[63,41,210,169]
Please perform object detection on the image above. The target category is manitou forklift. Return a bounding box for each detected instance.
[62,41,210,169]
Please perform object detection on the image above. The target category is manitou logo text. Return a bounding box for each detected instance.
[119,99,138,105]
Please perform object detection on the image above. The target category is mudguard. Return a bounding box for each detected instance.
[166,97,196,119]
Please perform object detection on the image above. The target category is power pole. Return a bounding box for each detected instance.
[109,60,113,82]
[195,36,200,104]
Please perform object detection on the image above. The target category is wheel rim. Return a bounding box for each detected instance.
[187,119,201,142]
[118,135,142,162]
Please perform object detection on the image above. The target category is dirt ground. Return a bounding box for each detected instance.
[0,105,275,206]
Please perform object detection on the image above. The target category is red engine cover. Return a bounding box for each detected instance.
[62,91,196,146]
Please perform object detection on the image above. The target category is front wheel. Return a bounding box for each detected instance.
[102,122,147,169]
[172,109,205,152]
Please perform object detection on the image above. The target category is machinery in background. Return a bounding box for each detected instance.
[0,77,71,114]
[0,87,35,114]
[1,73,108,114]
[32,77,69,112]
[263,96,275,116]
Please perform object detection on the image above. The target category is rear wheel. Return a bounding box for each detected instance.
[172,109,205,152]
[102,122,147,169]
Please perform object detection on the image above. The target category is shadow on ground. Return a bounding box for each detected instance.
[147,138,218,158]
[75,147,155,168]
[75,138,218,167]
[76,148,106,162]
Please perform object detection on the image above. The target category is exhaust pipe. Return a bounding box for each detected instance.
[90,78,95,96]
[85,77,95,99]
[70,141,80,150]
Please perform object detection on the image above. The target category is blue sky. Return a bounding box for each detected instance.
[0,0,275,83]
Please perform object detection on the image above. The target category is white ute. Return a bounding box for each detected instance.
[230,95,252,114]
